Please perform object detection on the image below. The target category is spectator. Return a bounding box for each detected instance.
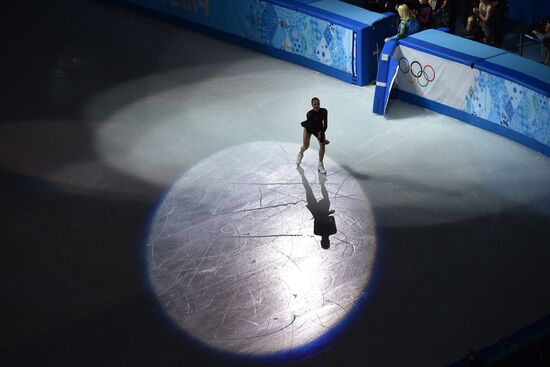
[473,0,494,44]
[401,1,420,17]
[532,19,550,65]
[384,3,420,41]
[460,0,475,31]
[434,0,453,30]
[462,15,484,42]
[417,0,434,30]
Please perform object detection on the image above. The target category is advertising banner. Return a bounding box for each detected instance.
[395,46,478,111]
[395,46,550,147]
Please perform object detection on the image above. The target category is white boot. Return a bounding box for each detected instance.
[318,161,326,174]
[296,152,303,165]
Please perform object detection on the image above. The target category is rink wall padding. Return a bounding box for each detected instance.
[372,40,398,115]
[373,29,550,157]
[120,0,396,86]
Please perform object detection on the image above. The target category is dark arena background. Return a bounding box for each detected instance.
[1,1,550,366]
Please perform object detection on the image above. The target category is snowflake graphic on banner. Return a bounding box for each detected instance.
[464,72,550,146]
[244,1,353,73]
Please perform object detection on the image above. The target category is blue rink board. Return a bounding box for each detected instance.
[375,29,550,157]
[121,0,395,85]
[401,29,550,96]
[400,29,506,66]
[476,53,550,97]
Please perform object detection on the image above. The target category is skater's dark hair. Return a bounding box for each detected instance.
[311,97,320,104]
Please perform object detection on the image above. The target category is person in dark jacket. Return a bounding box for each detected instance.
[297,97,330,174]
[473,0,495,44]
[417,0,434,30]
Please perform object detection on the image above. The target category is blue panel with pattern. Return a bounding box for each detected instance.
[244,0,354,73]
[124,0,360,78]
[464,71,550,146]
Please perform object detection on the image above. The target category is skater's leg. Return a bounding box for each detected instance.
[297,129,312,165]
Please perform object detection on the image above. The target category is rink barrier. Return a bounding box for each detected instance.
[372,39,398,115]
[374,29,550,157]
[118,0,396,86]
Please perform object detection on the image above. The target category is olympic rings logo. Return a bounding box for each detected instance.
[398,57,436,88]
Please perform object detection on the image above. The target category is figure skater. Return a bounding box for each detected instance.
[296,97,330,174]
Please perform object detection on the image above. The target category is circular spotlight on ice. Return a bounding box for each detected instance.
[146,142,377,356]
